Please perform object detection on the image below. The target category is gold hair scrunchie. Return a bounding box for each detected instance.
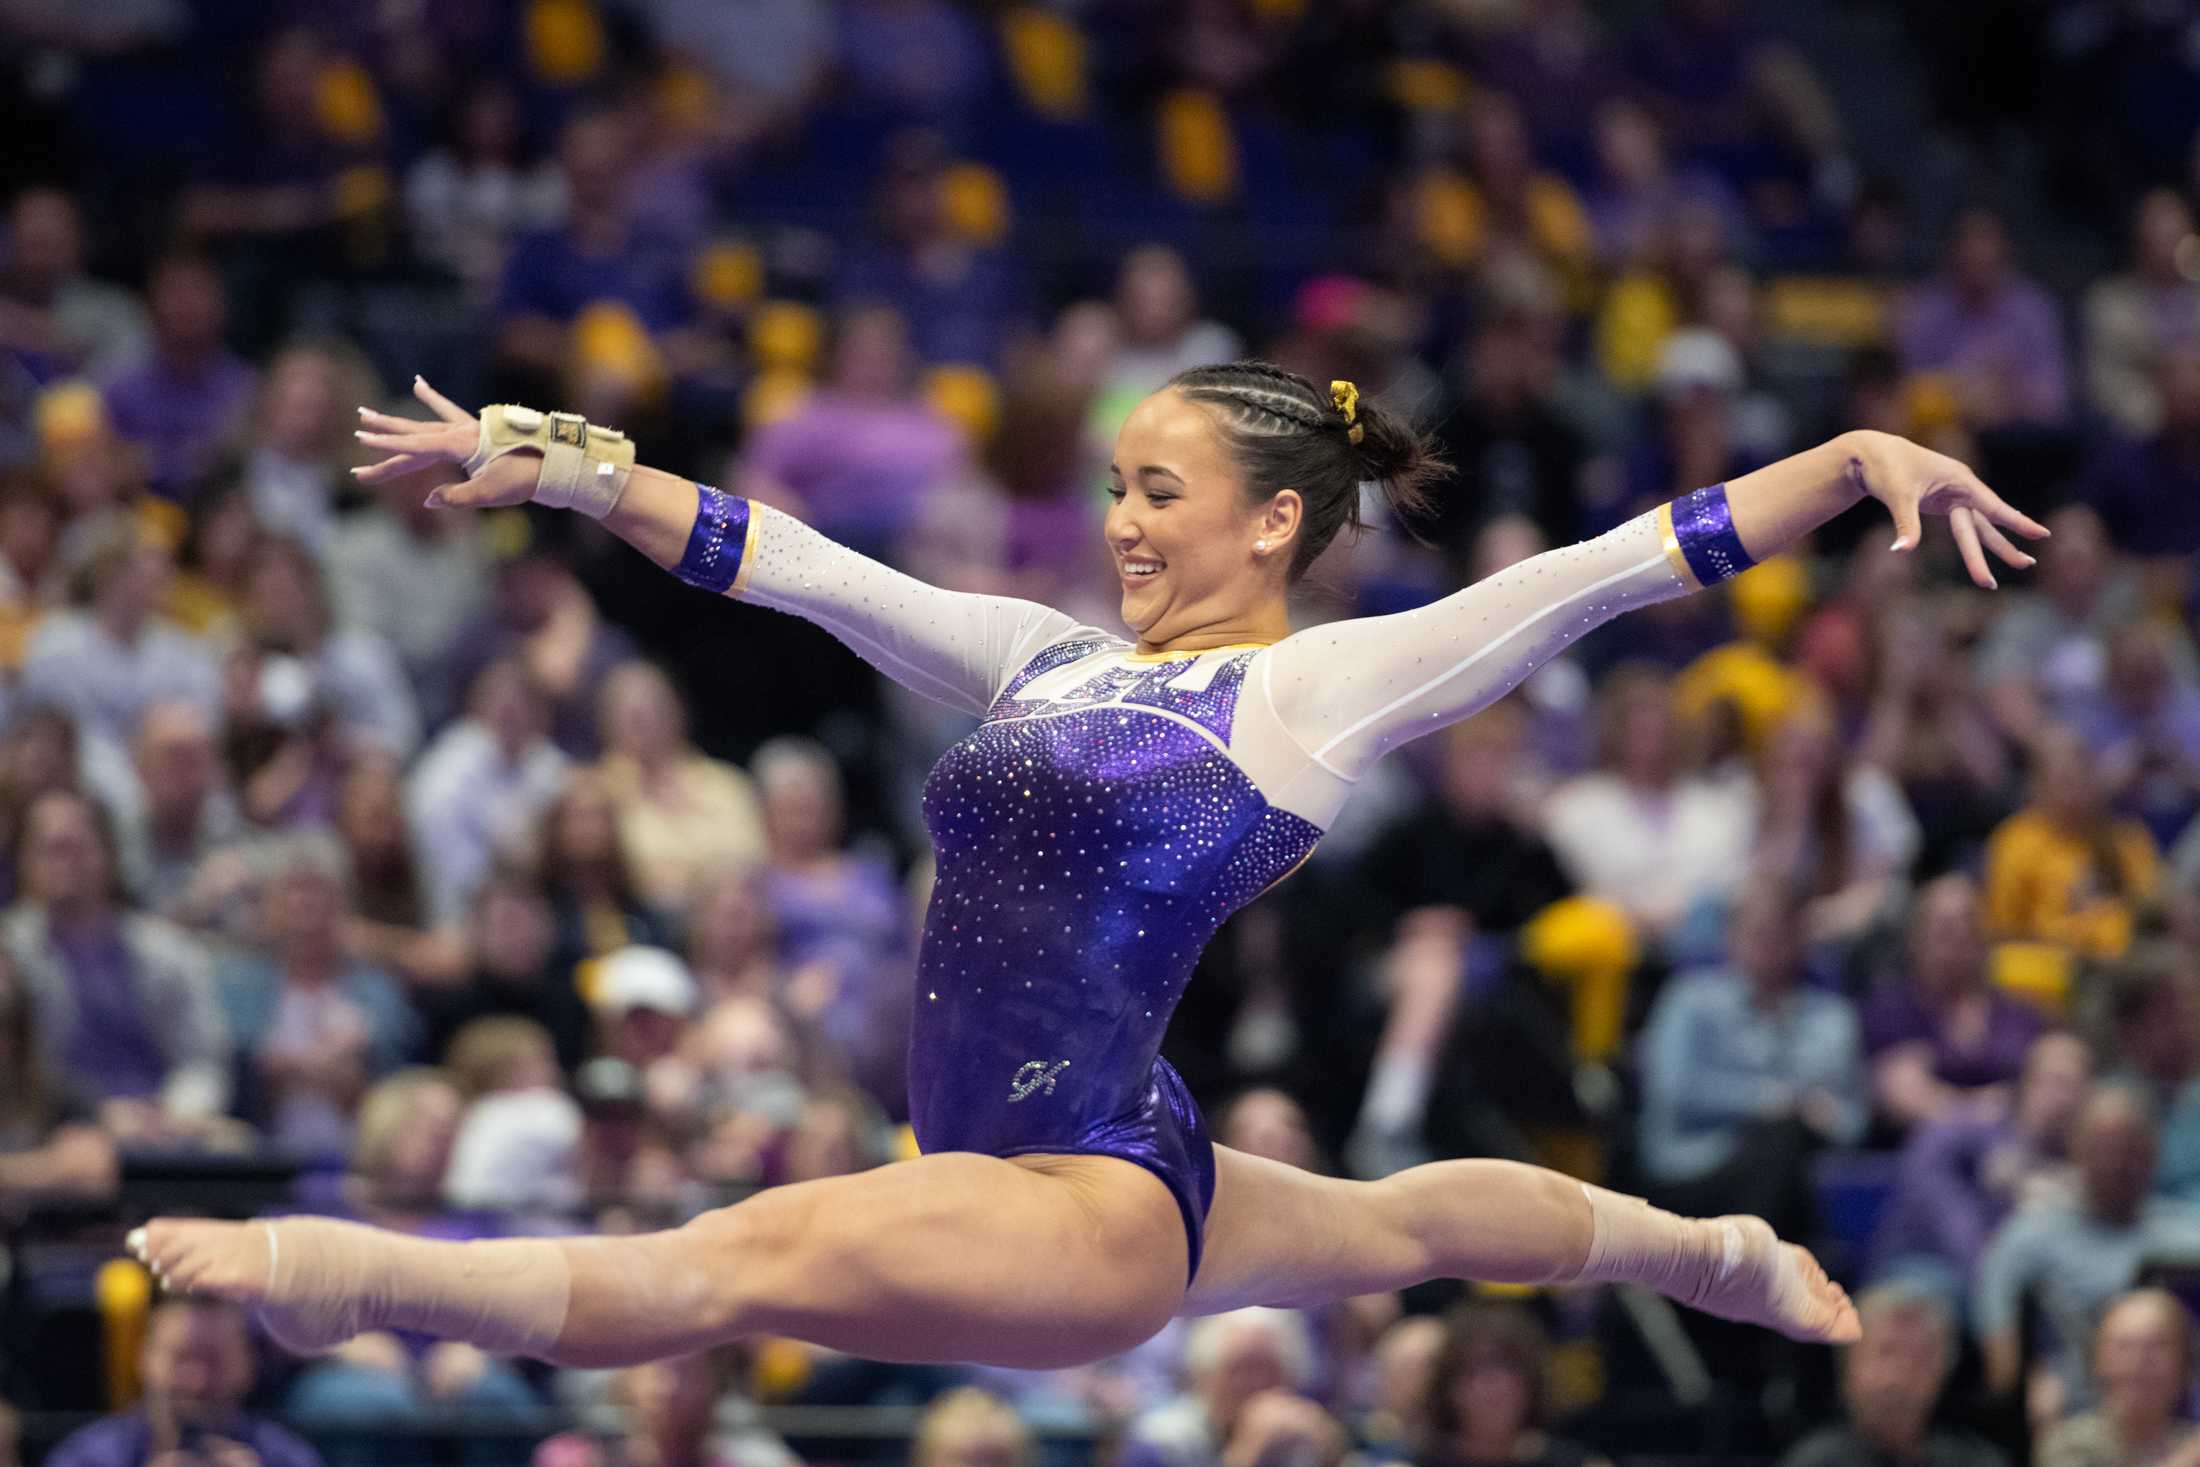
[1330,379,1364,444]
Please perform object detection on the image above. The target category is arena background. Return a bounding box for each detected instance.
[4,0,2200,1464]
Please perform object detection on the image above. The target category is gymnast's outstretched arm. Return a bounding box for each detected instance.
[1259,430,2048,783]
[356,381,1083,718]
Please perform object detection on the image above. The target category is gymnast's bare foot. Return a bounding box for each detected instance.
[128,1219,274,1302]
[1692,1215,1861,1345]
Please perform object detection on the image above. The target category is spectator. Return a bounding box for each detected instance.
[116,697,245,924]
[6,788,229,1140]
[2036,1288,2200,1467]
[1582,97,1748,272]
[99,253,256,497]
[1361,1314,1448,1460]
[2083,190,2200,437]
[240,534,419,758]
[683,866,797,1010]
[215,835,419,1155]
[1775,1281,2006,1467]
[1871,1030,2091,1290]
[439,1015,583,1213]
[1896,208,2070,430]
[677,994,816,1186]
[20,520,222,754]
[43,1297,323,1467]
[1974,1085,2200,1408]
[0,946,118,1202]
[912,1387,1034,1467]
[2065,620,2200,848]
[332,751,463,986]
[1414,1302,1610,1467]
[340,1068,463,1220]
[403,80,566,304]
[1751,697,1920,955]
[416,873,591,1074]
[1857,598,2012,878]
[533,1351,796,1467]
[595,660,767,911]
[1104,245,1243,402]
[447,551,635,761]
[752,736,910,1099]
[1977,505,2184,746]
[1983,727,2161,960]
[1637,872,1868,1231]
[326,463,494,730]
[239,341,373,553]
[0,186,150,382]
[163,484,256,639]
[1544,666,1754,946]
[1865,874,2049,1135]
[2082,343,2200,562]
[537,771,674,990]
[1120,1307,1343,1467]
[739,304,968,560]
[833,129,1031,368]
[407,659,570,929]
[592,944,698,1072]
[1216,1087,1326,1174]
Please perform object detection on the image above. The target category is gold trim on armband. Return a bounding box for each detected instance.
[729,506,762,599]
[1655,501,1700,589]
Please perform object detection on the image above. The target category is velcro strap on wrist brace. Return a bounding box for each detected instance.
[467,404,637,519]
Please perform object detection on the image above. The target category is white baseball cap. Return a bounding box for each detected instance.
[592,945,698,1018]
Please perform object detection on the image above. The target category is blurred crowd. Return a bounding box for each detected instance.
[9,0,2200,1464]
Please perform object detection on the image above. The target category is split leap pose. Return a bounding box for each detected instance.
[134,365,2045,1369]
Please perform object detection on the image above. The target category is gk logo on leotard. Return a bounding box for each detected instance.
[1007,1059,1070,1102]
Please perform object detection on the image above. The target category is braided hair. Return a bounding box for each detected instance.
[1167,360,1448,581]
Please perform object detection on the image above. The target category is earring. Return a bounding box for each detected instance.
[1255,540,1268,552]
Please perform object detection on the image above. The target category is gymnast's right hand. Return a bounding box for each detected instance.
[353,377,542,509]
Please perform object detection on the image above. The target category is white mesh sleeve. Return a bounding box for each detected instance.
[1238,509,1692,822]
[725,500,1089,716]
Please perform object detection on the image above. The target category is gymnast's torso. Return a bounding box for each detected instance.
[710,488,1696,1247]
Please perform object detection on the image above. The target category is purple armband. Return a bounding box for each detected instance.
[1663,482,1755,586]
[674,483,749,594]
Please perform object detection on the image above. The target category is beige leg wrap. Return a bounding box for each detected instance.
[258,1218,571,1360]
[1571,1184,1816,1335]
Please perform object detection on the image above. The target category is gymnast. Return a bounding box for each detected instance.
[131,364,2045,1370]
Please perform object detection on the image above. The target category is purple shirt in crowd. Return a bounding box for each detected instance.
[745,394,965,560]
[1896,279,2071,426]
[1872,1104,2060,1279]
[101,351,256,497]
[45,1412,322,1467]
[56,924,169,1102]
[1862,984,2046,1092]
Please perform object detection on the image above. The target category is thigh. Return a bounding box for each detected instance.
[705,1149,1188,1368]
[1181,1146,1430,1316]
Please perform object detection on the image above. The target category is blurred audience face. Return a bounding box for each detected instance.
[148,258,228,360]
[265,862,344,961]
[757,750,843,862]
[1731,877,1803,994]
[693,995,794,1080]
[2073,1087,2158,1224]
[686,869,774,974]
[2031,725,2105,827]
[92,539,174,634]
[6,188,84,295]
[21,790,109,917]
[601,662,685,765]
[2092,1289,2193,1431]
[1196,1313,1301,1425]
[353,1071,462,1196]
[477,878,556,982]
[1373,1315,1447,1434]
[1907,874,1985,996]
[618,1354,718,1453]
[1841,1289,1951,1449]
[559,108,634,219]
[2015,1031,2093,1138]
[1439,701,1527,821]
[784,1094,873,1182]
[1601,673,1676,784]
[1217,1087,1320,1171]
[1948,209,2011,299]
[261,347,344,458]
[141,1301,253,1428]
[245,538,327,650]
[135,700,221,834]
[2038,505,2110,613]
[1594,99,1664,186]
[470,659,548,757]
[830,306,917,399]
[914,1390,1034,1467]
[336,754,407,868]
[2133,189,2194,281]
[1469,516,1548,581]
[1116,245,1198,346]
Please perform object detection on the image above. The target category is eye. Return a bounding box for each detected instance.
[1104,484,1125,500]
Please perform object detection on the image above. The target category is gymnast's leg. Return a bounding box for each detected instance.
[130,1152,1187,1370]
[1182,1145,1858,1342]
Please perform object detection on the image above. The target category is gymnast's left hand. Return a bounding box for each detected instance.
[1842,428,2050,589]
[351,377,541,509]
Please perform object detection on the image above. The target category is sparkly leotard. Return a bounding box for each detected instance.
[702,492,1717,1283]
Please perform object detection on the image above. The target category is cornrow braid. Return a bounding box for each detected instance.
[1168,360,1449,581]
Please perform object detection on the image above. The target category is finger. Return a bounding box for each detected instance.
[426,475,514,509]
[1951,506,1996,589]
[1976,515,2037,570]
[354,429,442,453]
[1887,493,1924,554]
[1961,472,2051,540]
[356,406,435,434]
[413,376,474,426]
[351,452,437,485]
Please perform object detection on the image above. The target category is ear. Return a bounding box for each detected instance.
[1261,489,1303,551]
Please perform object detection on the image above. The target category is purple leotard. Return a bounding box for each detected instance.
[684,487,1725,1284]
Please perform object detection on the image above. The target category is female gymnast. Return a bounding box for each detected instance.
[132,365,2046,1370]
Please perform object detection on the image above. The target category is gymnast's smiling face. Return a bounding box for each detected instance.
[1106,389,1301,649]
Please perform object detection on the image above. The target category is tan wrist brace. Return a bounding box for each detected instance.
[258,1217,571,1359]
[467,405,637,519]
